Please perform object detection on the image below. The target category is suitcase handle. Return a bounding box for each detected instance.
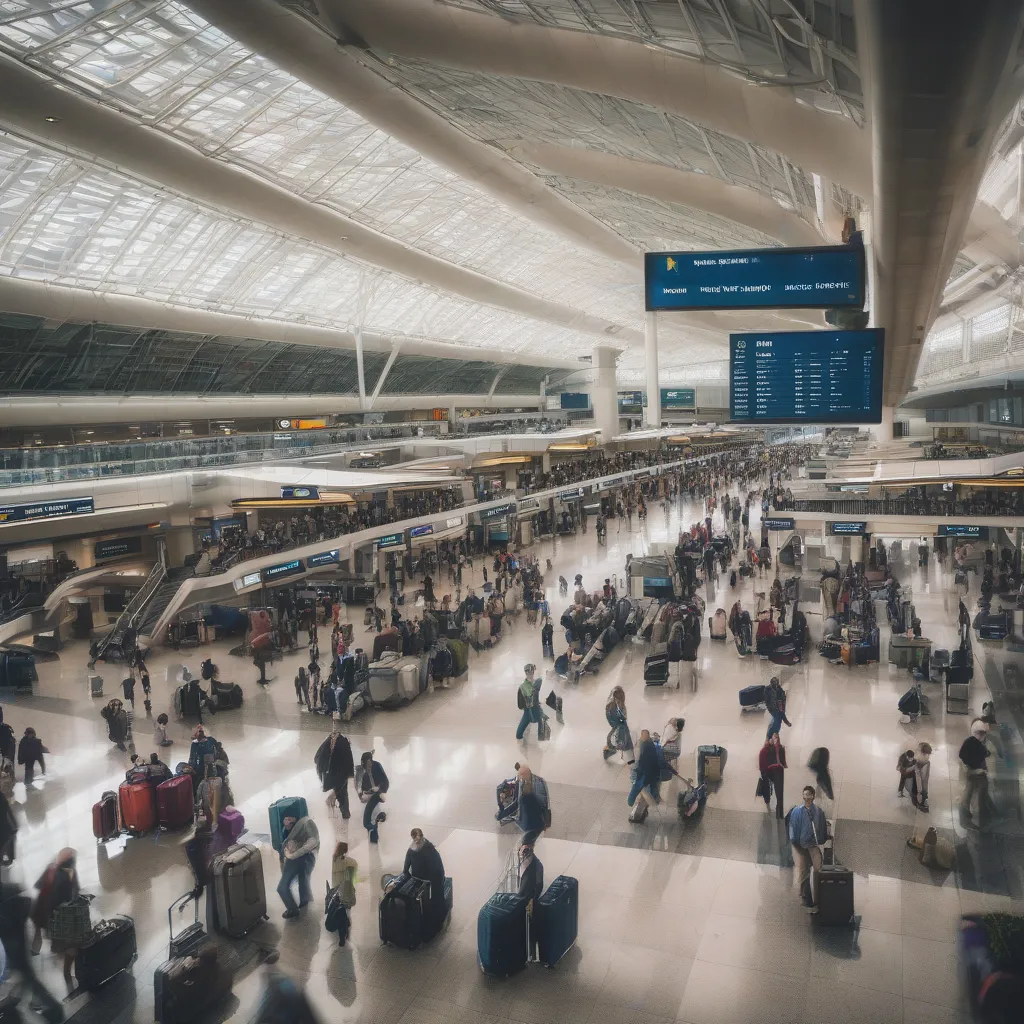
[168,891,198,941]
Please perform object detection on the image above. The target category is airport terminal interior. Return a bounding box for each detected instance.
[3,2,1024,1023]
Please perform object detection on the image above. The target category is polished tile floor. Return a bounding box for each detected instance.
[6,493,1022,1024]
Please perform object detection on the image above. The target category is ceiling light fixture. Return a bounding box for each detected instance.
[43,116,61,123]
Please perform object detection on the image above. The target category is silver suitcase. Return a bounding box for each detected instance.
[369,656,420,707]
[88,674,104,697]
[211,842,266,938]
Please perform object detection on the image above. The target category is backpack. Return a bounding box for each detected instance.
[517,687,527,710]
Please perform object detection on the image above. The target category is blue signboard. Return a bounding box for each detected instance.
[645,245,865,311]
[762,517,796,531]
[559,487,585,501]
[95,536,143,560]
[829,521,867,535]
[307,549,340,568]
[479,502,516,521]
[489,529,510,542]
[264,559,303,581]
[0,496,94,524]
[661,388,696,408]
[937,524,989,539]
[559,392,590,410]
[409,524,434,539]
[730,329,884,424]
[643,577,674,597]
[376,533,405,549]
[281,485,320,501]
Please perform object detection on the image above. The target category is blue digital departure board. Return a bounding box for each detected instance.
[730,329,884,424]
[645,245,865,311]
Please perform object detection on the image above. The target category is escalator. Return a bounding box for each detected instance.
[88,558,166,666]
[137,566,196,637]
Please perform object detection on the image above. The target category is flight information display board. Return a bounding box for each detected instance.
[730,329,884,424]
[645,245,865,311]
[661,388,695,408]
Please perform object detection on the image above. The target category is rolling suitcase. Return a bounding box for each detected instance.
[210,681,243,709]
[738,684,766,710]
[379,874,430,950]
[268,797,308,853]
[74,915,136,991]
[211,842,267,938]
[816,864,854,925]
[644,645,670,685]
[768,643,800,666]
[157,775,194,831]
[154,954,232,1024]
[118,780,157,835]
[696,744,727,785]
[93,790,119,841]
[709,609,727,640]
[534,875,578,967]
[168,892,207,959]
[88,674,104,697]
[218,806,245,843]
[477,892,529,978]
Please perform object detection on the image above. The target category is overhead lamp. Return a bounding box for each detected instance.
[43,116,61,123]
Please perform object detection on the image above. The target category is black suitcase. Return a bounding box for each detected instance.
[644,646,670,685]
[211,681,243,709]
[154,954,232,1024]
[738,684,766,709]
[816,864,854,925]
[74,915,136,991]
[379,874,430,950]
[168,893,207,959]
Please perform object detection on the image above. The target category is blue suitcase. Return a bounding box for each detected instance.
[738,684,766,709]
[268,797,308,853]
[477,892,529,978]
[534,875,578,967]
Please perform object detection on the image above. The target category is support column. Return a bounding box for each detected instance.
[872,405,895,443]
[355,330,366,410]
[645,311,661,429]
[591,345,619,443]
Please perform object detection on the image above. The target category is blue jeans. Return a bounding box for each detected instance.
[516,706,540,739]
[363,793,383,842]
[766,712,783,740]
[277,852,315,912]
[627,776,660,807]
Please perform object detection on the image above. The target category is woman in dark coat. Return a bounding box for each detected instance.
[315,715,354,819]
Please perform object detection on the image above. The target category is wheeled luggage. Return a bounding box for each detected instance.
[767,643,800,666]
[888,637,931,669]
[696,744,727,785]
[168,892,207,959]
[88,674,104,697]
[210,842,267,938]
[644,646,670,685]
[477,892,529,977]
[156,775,193,831]
[154,953,232,1024]
[93,790,119,841]
[118,780,157,835]
[210,681,243,710]
[219,806,245,842]
[268,796,308,852]
[368,655,421,708]
[738,684,766,710]
[816,864,854,925]
[709,609,727,640]
[534,875,578,967]
[74,915,136,991]
[379,874,430,950]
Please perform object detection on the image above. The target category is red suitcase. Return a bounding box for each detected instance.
[93,790,119,841]
[156,775,194,831]
[119,780,157,835]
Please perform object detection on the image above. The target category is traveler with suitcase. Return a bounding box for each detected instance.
[277,812,320,919]
[514,665,548,743]
[757,734,787,819]
[602,686,633,762]
[401,828,449,938]
[496,764,550,846]
[959,721,997,830]
[356,750,390,844]
[187,727,217,788]
[787,787,828,913]
[326,840,358,946]
[30,847,87,988]
[627,731,670,824]
[518,841,544,957]
[0,880,65,1023]
[100,698,130,752]
[765,678,792,740]
[315,714,354,820]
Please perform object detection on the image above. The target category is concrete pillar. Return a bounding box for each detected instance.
[163,527,195,568]
[591,345,619,443]
[645,311,661,428]
[542,452,551,473]
[872,405,894,443]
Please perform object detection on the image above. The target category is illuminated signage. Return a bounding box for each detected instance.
[829,521,867,535]
[376,533,405,549]
[264,559,303,581]
[281,486,320,500]
[762,517,796,531]
[445,516,464,529]
[409,524,434,539]
[0,496,94,523]
[94,536,142,560]
[661,388,696,408]
[307,549,340,568]
[559,487,585,500]
[517,499,540,513]
[479,503,516,521]
[241,571,262,588]
[938,524,989,539]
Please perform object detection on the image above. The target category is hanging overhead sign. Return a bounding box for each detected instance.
[559,487,585,501]
[263,559,303,581]
[762,517,796,531]
[280,486,320,500]
[375,533,405,549]
[829,521,867,535]
[409,524,434,539]
[479,502,516,521]
[307,549,340,568]
[0,496,95,523]
[937,524,989,539]
[94,536,143,560]
[645,245,865,311]
[660,388,696,408]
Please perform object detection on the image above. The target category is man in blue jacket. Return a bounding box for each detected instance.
[788,785,828,912]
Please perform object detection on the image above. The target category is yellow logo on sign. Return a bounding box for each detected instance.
[666,257,678,272]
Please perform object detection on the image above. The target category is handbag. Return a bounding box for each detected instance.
[755,776,767,799]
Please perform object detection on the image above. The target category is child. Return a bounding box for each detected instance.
[17,727,46,784]
[154,713,173,747]
[896,749,916,797]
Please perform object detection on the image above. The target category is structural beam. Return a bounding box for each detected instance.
[355,330,367,409]
[369,343,402,408]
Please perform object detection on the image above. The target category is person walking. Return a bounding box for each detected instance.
[356,750,389,844]
[315,713,354,820]
[626,730,664,824]
[121,672,136,709]
[515,664,547,743]
[17,727,46,785]
[787,786,827,912]
[602,686,634,762]
[496,763,550,846]
[765,677,792,740]
[277,812,320,919]
[959,720,996,830]
[911,741,931,811]
[31,847,84,988]
[294,667,310,709]
[327,841,358,946]
[758,733,787,819]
